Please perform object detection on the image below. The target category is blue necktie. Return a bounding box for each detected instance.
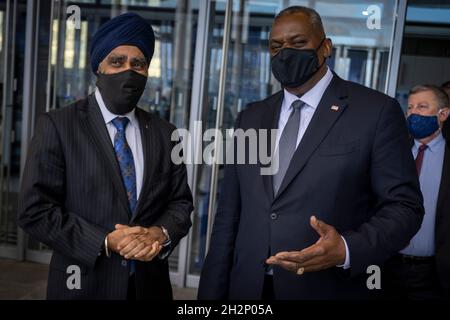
[111,117,137,274]
[112,117,137,215]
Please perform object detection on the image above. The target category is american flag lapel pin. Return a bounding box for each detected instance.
[331,105,339,111]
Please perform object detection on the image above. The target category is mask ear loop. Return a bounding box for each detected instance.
[315,37,327,51]
[442,108,450,120]
[432,109,450,134]
[437,109,447,132]
[315,38,329,70]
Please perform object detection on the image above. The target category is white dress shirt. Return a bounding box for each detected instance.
[95,88,144,200]
[273,67,350,270]
[275,67,333,148]
[400,133,445,257]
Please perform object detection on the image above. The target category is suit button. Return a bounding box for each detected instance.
[270,212,278,220]
[121,260,128,267]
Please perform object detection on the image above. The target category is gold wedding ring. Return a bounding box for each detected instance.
[296,266,305,275]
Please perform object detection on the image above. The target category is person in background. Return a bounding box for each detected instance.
[384,84,450,299]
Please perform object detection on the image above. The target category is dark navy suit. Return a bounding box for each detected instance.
[198,73,424,300]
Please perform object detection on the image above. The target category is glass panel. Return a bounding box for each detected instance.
[188,0,282,276]
[24,0,57,254]
[100,0,199,9]
[0,0,27,251]
[346,48,369,84]
[190,0,399,277]
[188,0,229,276]
[318,0,397,91]
[395,0,450,110]
[31,0,199,274]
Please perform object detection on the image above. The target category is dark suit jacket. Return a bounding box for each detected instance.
[18,94,193,299]
[442,118,449,142]
[198,73,424,300]
[435,139,450,291]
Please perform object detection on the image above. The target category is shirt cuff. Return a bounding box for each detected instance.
[158,242,172,260]
[157,226,172,260]
[336,235,350,269]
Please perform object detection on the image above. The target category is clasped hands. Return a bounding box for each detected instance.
[106,224,167,262]
[266,216,346,275]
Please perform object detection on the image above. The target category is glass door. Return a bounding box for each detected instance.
[0,0,27,260]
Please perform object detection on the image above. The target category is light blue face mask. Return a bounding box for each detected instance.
[406,112,441,139]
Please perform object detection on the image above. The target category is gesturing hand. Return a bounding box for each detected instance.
[266,216,346,274]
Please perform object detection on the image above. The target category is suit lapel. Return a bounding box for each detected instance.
[83,94,131,218]
[131,108,157,223]
[260,91,284,203]
[436,142,450,225]
[273,74,349,201]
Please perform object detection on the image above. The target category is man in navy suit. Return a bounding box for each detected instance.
[198,6,423,300]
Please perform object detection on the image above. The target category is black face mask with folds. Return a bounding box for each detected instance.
[96,69,147,115]
[271,38,326,88]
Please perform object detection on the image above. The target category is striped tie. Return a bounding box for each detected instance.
[111,117,137,274]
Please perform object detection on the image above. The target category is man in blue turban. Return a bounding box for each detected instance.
[90,12,155,115]
[18,12,193,300]
[90,12,155,74]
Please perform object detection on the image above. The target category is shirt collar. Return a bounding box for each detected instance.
[282,67,334,112]
[414,132,445,154]
[94,87,138,128]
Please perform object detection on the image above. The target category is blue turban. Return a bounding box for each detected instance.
[89,12,155,73]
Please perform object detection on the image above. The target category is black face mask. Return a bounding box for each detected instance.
[271,38,326,88]
[96,69,147,115]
